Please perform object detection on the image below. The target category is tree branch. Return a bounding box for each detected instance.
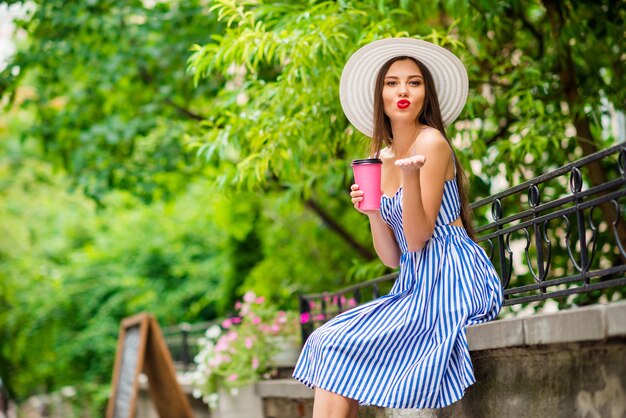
[514,5,544,58]
[486,118,515,147]
[543,0,626,262]
[164,98,205,121]
[262,174,377,261]
[305,198,377,261]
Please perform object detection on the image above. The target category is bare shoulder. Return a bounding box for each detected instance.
[411,128,449,156]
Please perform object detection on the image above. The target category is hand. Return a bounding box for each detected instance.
[395,155,426,171]
[350,184,379,215]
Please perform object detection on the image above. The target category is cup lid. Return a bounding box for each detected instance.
[351,158,383,166]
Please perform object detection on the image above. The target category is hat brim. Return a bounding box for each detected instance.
[339,38,468,137]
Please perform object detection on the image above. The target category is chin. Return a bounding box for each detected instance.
[388,113,418,123]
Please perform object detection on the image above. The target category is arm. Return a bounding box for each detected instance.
[350,184,401,268]
[367,212,401,268]
[396,131,450,252]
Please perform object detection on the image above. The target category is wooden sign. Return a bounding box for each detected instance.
[107,312,194,418]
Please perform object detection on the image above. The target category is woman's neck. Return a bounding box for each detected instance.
[390,121,427,158]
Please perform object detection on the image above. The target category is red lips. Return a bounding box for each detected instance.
[397,100,410,109]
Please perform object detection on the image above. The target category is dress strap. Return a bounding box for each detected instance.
[451,151,457,177]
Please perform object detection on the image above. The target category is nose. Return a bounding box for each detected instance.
[397,83,409,96]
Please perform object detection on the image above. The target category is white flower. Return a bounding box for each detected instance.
[60,386,76,397]
[206,325,221,339]
[205,393,219,410]
[236,92,249,106]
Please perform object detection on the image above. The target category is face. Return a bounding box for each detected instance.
[382,59,425,124]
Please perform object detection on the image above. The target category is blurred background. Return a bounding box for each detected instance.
[0,0,623,416]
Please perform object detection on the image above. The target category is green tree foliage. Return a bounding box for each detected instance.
[0,108,234,410]
[187,0,623,205]
[0,0,220,204]
[186,0,625,306]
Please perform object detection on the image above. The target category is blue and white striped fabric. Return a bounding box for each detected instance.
[292,170,503,409]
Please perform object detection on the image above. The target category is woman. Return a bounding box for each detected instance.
[292,38,503,417]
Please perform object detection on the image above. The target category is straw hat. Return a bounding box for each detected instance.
[339,38,468,137]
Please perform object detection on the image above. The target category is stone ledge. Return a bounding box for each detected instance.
[606,299,626,337]
[523,304,606,345]
[255,379,314,399]
[260,342,626,418]
[467,316,524,351]
[256,300,626,403]
[470,300,626,350]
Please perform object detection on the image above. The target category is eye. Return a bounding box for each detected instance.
[385,80,398,86]
[409,80,422,86]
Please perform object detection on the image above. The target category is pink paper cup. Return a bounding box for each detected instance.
[351,158,383,210]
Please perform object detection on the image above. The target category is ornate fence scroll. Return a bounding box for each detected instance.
[299,143,626,342]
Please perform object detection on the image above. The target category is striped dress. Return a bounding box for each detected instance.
[292,166,504,409]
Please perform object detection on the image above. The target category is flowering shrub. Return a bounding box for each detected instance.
[299,294,358,324]
[190,291,299,406]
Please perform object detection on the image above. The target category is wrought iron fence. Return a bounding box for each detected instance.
[299,143,626,343]
[162,320,218,371]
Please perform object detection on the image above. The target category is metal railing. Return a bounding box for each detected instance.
[299,143,626,342]
[162,320,218,371]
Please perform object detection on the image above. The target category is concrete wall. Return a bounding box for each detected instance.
[257,300,626,418]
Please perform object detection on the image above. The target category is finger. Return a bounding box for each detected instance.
[395,159,425,167]
[395,160,409,167]
[351,184,359,190]
[396,156,426,165]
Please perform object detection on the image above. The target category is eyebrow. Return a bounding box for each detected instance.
[384,75,423,80]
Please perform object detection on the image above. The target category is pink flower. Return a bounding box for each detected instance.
[252,357,259,369]
[259,324,271,332]
[300,312,310,324]
[255,296,266,304]
[277,316,287,324]
[252,316,262,325]
[215,338,229,352]
[227,373,238,382]
[235,301,242,310]
[314,313,325,321]
[226,331,238,341]
[240,304,250,316]
[347,298,357,307]
[309,301,316,310]
[278,310,286,317]
[221,318,233,329]
[243,291,256,303]
[270,324,280,333]
[232,316,242,324]
[245,337,254,349]
[340,295,346,305]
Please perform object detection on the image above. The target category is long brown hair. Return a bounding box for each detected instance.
[371,56,476,241]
